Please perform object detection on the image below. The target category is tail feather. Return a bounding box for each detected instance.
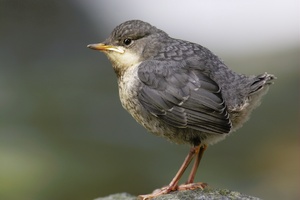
[228,72,275,131]
[249,72,276,95]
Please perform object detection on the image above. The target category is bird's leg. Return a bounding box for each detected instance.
[138,146,199,200]
[176,144,208,191]
[168,145,200,189]
[186,144,207,184]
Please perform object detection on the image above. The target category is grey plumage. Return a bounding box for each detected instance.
[88,20,275,197]
[90,20,275,146]
[137,60,231,134]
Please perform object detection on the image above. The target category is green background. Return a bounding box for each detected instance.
[0,1,299,200]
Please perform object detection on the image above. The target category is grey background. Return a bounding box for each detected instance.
[0,1,299,200]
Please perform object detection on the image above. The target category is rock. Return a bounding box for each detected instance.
[95,188,261,200]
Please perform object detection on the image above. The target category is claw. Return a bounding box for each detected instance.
[138,182,207,199]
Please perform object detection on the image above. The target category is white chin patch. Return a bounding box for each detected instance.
[108,49,140,68]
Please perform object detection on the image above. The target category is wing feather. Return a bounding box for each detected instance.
[137,60,231,134]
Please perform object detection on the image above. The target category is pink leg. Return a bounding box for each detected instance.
[138,145,200,200]
[187,144,207,184]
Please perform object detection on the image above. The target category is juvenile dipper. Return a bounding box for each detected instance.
[88,20,275,199]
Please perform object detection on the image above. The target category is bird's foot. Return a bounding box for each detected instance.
[178,182,207,191]
[138,182,207,200]
[138,185,176,200]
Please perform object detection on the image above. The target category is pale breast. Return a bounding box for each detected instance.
[118,63,155,130]
[117,64,177,140]
[118,64,140,112]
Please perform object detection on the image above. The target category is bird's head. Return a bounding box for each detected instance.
[88,20,168,75]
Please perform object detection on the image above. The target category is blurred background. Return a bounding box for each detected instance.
[0,0,299,200]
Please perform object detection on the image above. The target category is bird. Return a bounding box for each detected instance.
[87,20,275,199]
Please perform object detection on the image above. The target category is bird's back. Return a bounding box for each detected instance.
[150,38,275,131]
[129,37,274,140]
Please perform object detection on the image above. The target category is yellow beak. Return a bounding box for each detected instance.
[87,43,124,54]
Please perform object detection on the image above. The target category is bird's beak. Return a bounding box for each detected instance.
[87,43,124,54]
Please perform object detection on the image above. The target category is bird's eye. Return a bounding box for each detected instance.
[123,38,132,46]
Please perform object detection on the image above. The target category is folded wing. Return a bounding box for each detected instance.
[138,60,231,134]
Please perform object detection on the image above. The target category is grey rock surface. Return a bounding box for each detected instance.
[95,188,261,200]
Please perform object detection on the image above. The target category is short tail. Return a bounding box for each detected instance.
[249,72,276,94]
